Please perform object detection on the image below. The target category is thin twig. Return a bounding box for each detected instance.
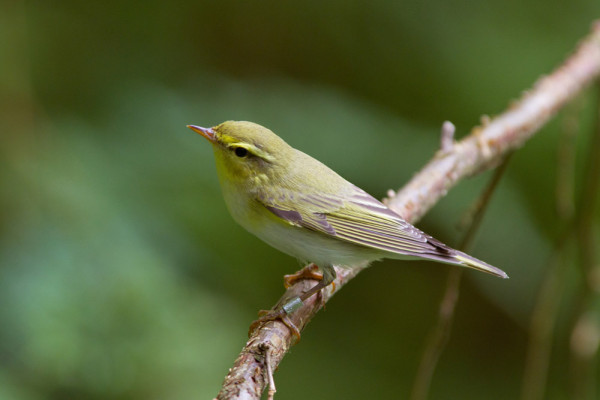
[569,81,600,400]
[216,21,600,400]
[521,235,572,400]
[410,269,462,400]
[556,99,583,220]
[520,98,583,400]
[265,346,276,400]
[440,121,456,152]
[410,154,512,400]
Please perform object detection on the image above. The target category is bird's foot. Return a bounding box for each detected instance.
[248,308,301,341]
[283,263,337,294]
[248,265,337,340]
[283,263,322,288]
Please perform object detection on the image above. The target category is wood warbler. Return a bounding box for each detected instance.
[188,121,507,332]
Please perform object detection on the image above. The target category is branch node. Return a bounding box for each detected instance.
[265,346,277,400]
[480,114,492,126]
[440,121,456,152]
[383,189,396,206]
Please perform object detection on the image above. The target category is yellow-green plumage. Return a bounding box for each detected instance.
[189,121,508,282]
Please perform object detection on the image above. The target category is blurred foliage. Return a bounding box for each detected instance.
[1,1,600,399]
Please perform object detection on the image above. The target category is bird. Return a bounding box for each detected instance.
[188,121,508,336]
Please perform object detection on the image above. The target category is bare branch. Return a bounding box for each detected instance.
[216,21,600,400]
[386,21,600,222]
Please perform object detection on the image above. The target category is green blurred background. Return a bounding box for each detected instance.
[2,1,599,399]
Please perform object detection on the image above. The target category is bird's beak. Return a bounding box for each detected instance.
[187,125,216,142]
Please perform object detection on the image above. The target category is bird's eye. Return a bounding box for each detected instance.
[234,147,248,158]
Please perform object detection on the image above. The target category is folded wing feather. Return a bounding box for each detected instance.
[259,185,444,257]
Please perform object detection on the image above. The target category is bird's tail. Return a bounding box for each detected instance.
[420,237,509,279]
[452,251,508,279]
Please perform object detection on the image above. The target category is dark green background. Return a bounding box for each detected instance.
[1,1,599,399]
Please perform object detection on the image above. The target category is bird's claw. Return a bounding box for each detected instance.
[248,308,301,342]
[283,263,323,288]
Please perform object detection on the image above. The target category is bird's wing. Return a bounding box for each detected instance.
[257,184,508,278]
[257,185,441,256]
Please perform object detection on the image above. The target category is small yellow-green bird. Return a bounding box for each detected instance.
[188,121,507,327]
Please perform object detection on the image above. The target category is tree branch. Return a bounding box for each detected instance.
[215,21,600,400]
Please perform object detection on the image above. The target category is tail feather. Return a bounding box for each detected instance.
[416,250,508,278]
[453,251,508,279]
[419,237,509,279]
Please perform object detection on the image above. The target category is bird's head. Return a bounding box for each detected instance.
[188,121,292,187]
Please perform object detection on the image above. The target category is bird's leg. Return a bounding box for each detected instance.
[283,263,322,288]
[248,265,337,340]
[297,264,336,303]
[248,309,301,340]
